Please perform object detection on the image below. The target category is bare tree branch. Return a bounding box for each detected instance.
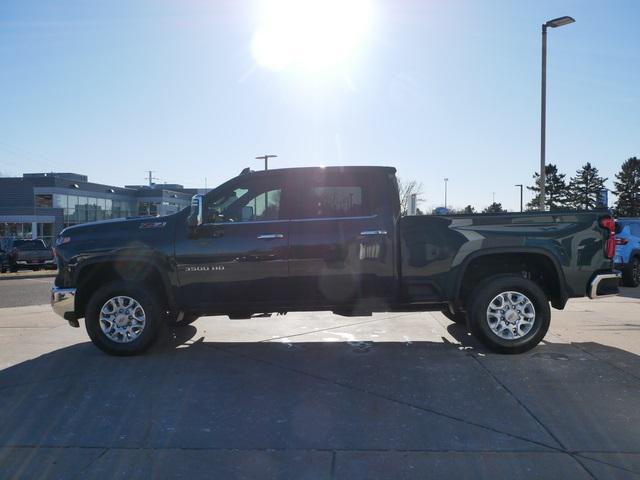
[397,177,424,216]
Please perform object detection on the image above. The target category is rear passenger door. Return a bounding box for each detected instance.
[287,169,394,309]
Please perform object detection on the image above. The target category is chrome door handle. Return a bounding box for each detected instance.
[257,233,284,240]
[360,230,387,236]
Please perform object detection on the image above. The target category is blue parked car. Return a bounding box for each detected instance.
[615,219,640,287]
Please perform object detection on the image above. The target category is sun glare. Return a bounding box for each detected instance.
[251,0,373,72]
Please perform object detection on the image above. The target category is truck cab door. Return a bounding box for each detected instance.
[174,173,291,311]
[287,169,395,309]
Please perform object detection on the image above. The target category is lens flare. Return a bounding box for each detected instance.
[251,0,373,71]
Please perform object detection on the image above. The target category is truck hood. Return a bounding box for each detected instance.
[59,213,182,243]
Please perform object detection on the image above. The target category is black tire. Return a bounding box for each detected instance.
[622,256,640,288]
[441,308,467,325]
[9,264,18,273]
[85,281,164,356]
[467,275,550,354]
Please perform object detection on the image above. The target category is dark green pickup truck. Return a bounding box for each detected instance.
[51,166,620,355]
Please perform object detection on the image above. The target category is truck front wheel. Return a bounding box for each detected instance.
[85,281,163,356]
[467,275,550,354]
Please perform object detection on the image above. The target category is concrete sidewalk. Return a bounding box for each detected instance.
[0,290,639,479]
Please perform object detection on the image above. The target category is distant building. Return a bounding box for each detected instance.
[0,172,196,243]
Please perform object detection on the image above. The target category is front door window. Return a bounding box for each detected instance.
[204,178,283,223]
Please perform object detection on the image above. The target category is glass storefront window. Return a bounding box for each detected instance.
[86,197,97,222]
[66,195,77,224]
[35,194,53,208]
[53,194,67,210]
[96,198,106,221]
[0,222,55,240]
[37,223,54,241]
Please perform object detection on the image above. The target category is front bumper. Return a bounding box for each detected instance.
[588,271,622,299]
[51,287,79,327]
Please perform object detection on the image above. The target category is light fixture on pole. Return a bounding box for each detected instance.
[255,154,278,170]
[539,15,575,211]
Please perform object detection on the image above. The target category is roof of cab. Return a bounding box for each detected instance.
[240,165,397,177]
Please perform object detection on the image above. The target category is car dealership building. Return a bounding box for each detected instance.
[0,172,196,244]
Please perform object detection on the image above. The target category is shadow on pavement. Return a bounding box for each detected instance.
[1,325,640,479]
[618,286,640,300]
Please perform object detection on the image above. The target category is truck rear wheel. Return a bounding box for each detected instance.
[85,281,163,356]
[467,275,550,354]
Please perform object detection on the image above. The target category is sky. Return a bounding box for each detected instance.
[0,0,638,212]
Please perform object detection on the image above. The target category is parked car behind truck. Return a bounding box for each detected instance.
[51,166,620,356]
[1,238,56,272]
[615,218,640,287]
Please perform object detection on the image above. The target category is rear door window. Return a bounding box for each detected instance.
[298,171,372,219]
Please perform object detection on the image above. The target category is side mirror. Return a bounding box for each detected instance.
[188,194,204,228]
[241,206,254,222]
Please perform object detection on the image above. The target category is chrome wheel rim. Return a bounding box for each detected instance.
[99,296,146,343]
[486,291,536,340]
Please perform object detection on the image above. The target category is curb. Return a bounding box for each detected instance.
[0,272,57,282]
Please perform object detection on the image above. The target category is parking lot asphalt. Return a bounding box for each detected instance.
[0,289,639,479]
[0,277,54,308]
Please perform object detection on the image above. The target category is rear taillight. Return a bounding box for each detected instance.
[599,217,616,259]
[616,237,628,245]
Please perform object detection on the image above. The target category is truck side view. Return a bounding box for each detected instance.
[51,166,620,355]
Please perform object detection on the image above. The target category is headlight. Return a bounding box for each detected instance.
[56,236,71,246]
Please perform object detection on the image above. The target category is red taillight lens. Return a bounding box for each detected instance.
[599,217,616,259]
[616,237,628,245]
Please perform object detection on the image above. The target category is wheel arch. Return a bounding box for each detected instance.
[74,256,175,319]
[453,247,568,311]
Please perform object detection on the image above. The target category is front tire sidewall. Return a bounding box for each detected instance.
[85,281,162,356]
[469,277,550,354]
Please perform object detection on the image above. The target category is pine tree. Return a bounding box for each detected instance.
[526,164,569,211]
[568,162,608,210]
[483,202,505,213]
[613,157,640,217]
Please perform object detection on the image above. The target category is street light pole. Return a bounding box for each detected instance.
[539,16,575,211]
[515,184,523,212]
[255,154,278,171]
[540,24,547,211]
[444,178,448,209]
